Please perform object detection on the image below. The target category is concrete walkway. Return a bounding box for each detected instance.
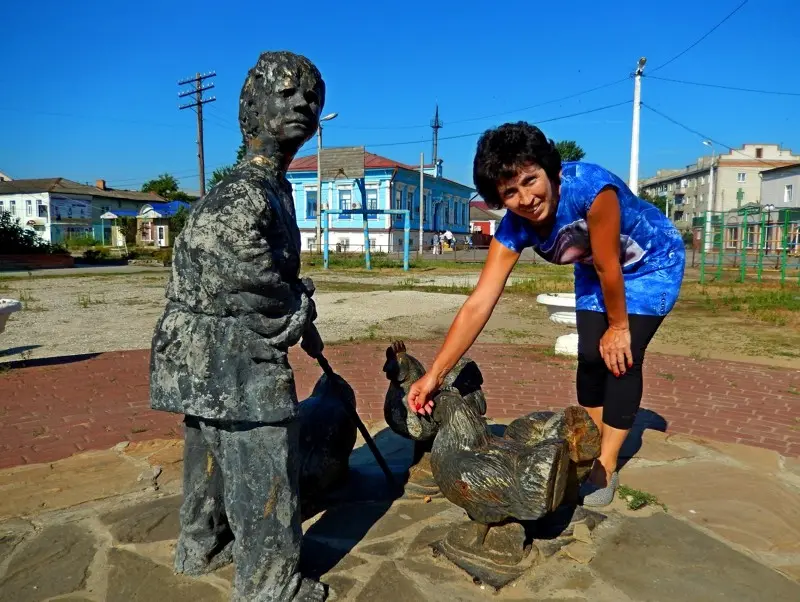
[0,423,798,601]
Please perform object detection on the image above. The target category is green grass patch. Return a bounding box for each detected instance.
[618,485,667,511]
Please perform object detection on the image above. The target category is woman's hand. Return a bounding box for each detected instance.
[599,325,632,377]
[408,373,440,416]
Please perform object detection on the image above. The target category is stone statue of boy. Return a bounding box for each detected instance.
[149,51,328,602]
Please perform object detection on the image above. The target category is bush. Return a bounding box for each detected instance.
[0,212,65,255]
[82,247,111,263]
[65,234,100,250]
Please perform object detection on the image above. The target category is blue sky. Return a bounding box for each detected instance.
[2,0,797,194]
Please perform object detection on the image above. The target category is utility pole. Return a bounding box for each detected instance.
[419,152,425,257]
[628,57,646,195]
[430,105,443,170]
[179,72,216,197]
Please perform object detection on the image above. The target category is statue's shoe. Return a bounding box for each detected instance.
[580,471,618,508]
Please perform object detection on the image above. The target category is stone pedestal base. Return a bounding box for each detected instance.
[555,333,579,357]
[431,522,538,590]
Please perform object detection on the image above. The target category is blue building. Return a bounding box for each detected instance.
[287,150,475,252]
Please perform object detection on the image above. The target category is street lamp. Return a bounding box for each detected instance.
[702,140,716,251]
[316,112,338,252]
[763,203,775,254]
[628,57,647,195]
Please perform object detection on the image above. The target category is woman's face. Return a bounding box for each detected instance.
[497,163,560,225]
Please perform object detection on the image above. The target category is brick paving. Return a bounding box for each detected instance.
[0,342,798,469]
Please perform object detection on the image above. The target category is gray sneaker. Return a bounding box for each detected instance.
[581,471,619,507]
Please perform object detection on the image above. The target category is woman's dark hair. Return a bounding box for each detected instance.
[473,122,561,209]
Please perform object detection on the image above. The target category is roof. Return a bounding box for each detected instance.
[101,209,140,218]
[288,149,473,191]
[0,177,164,202]
[470,204,498,221]
[142,201,191,217]
[759,163,800,176]
[470,199,506,219]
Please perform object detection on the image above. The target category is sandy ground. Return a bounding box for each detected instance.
[1,271,798,368]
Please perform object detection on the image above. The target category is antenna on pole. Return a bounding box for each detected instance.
[430,104,443,172]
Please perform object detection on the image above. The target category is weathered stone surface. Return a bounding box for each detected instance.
[408,523,457,555]
[321,574,358,600]
[572,523,592,544]
[399,558,464,584]
[622,461,800,554]
[358,539,402,557]
[620,429,694,463]
[0,519,33,563]
[123,439,184,485]
[0,524,96,602]
[355,560,427,602]
[300,537,367,578]
[592,514,800,602]
[0,450,142,519]
[562,541,595,564]
[101,495,181,543]
[703,440,782,473]
[106,549,225,602]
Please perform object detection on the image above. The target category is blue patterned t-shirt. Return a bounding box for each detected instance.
[494,162,685,316]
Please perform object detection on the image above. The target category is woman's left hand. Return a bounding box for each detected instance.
[599,326,633,377]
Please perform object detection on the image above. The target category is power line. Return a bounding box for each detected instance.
[0,106,185,129]
[641,102,788,169]
[649,0,749,73]
[365,100,632,148]
[645,74,800,97]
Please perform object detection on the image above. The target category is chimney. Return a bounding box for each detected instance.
[96,179,106,190]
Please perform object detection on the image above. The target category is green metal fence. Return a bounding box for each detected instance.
[694,206,800,284]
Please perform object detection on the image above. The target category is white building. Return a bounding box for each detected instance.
[0,178,163,243]
[640,144,800,229]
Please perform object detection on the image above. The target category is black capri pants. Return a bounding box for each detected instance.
[576,311,664,430]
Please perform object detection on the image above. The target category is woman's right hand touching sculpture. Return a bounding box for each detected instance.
[408,373,440,416]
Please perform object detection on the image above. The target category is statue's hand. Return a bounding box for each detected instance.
[301,323,324,359]
[408,373,438,416]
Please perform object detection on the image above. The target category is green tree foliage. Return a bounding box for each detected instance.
[169,206,190,240]
[638,189,667,214]
[207,140,248,191]
[141,173,180,199]
[555,140,586,162]
[0,212,65,254]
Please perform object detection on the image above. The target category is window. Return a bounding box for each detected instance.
[369,238,377,250]
[9,200,16,216]
[305,189,317,219]
[699,194,704,205]
[339,189,351,219]
[700,176,705,185]
[725,226,739,249]
[407,191,415,218]
[0,200,4,213]
[746,224,758,248]
[25,200,32,216]
[737,172,746,183]
[785,185,793,203]
[680,179,688,188]
[366,188,378,219]
[38,203,48,218]
[755,147,763,159]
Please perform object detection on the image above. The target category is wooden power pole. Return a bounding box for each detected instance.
[179,72,216,197]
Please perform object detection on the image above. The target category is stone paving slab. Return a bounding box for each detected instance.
[0,426,799,601]
[1,342,798,469]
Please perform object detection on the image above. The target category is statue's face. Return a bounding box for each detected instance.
[262,73,323,151]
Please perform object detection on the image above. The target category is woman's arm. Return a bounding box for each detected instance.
[408,238,520,414]
[587,188,632,376]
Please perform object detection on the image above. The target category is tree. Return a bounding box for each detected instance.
[0,212,62,254]
[555,140,586,162]
[207,139,248,190]
[639,190,667,214]
[142,173,180,199]
[169,206,190,240]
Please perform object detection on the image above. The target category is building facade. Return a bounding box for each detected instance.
[0,178,163,244]
[639,144,800,230]
[286,151,474,252]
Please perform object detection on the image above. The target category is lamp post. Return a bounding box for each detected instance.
[702,140,716,251]
[316,112,338,252]
[763,203,775,254]
[628,57,646,195]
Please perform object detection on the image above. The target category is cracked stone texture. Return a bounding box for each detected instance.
[0,450,143,519]
[106,549,225,602]
[621,461,800,554]
[592,513,800,602]
[355,561,426,602]
[620,430,695,463]
[0,524,96,602]
[101,495,182,543]
[123,439,185,486]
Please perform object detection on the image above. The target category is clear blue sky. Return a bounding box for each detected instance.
[2,0,797,193]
